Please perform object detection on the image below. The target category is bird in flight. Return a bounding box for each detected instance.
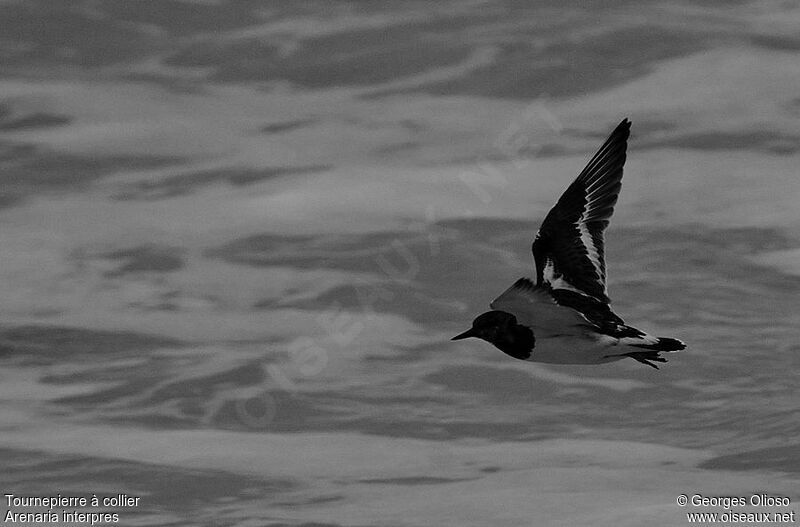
[452,119,685,369]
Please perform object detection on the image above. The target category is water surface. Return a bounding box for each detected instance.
[0,1,799,525]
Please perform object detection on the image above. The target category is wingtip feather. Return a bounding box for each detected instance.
[610,118,631,141]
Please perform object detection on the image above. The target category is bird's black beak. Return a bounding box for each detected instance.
[451,328,476,341]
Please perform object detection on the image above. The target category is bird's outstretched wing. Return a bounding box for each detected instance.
[532,119,630,303]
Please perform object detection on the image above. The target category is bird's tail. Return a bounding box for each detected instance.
[607,336,686,369]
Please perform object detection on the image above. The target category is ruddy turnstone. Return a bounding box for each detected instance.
[452,119,685,368]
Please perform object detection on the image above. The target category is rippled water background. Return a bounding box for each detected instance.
[0,1,799,526]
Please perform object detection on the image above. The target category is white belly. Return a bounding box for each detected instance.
[527,333,624,365]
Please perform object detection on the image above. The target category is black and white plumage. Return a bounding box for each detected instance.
[452,119,685,369]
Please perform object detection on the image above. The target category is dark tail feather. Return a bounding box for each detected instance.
[605,337,686,369]
[630,337,686,352]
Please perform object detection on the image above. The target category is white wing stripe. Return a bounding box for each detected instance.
[577,219,603,279]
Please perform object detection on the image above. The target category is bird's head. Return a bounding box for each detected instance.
[451,310,517,343]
